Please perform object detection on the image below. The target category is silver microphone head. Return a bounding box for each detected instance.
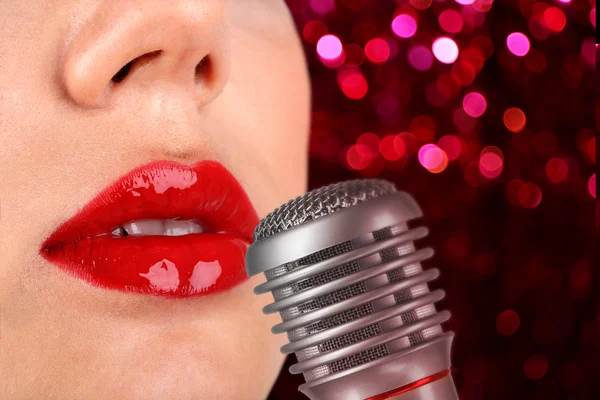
[246,179,458,400]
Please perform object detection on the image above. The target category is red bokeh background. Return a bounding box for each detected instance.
[267,1,597,399]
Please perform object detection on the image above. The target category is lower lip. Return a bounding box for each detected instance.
[44,233,249,297]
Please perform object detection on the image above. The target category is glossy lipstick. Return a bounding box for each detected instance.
[41,160,258,297]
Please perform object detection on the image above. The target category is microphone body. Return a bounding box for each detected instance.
[246,180,458,400]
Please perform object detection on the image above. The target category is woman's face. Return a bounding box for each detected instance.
[0,1,310,398]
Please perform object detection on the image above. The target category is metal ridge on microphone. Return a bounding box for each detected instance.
[246,179,458,400]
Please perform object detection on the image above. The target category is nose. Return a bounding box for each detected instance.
[60,0,229,109]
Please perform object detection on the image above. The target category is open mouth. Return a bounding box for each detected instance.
[41,160,258,298]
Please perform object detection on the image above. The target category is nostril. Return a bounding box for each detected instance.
[111,60,133,83]
[111,50,163,84]
[194,55,213,86]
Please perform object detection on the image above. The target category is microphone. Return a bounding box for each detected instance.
[246,179,458,400]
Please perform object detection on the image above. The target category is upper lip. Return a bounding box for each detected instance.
[41,160,257,251]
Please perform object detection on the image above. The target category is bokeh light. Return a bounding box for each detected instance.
[507,32,531,56]
[379,134,404,161]
[418,144,449,173]
[463,92,487,117]
[391,14,417,38]
[338,69,368,99]
[317,34,343,60]
[309,0,334,15]
[524,355,549,380]
[365,38,391,63]
[546,158,569,183]
[432,37,460,64]
[496,310,520,336]
[302,20,328,44]
[438,135,462,161]
[479,151,503,179]
[439,9,463,34]
[518,183,543,208]
[543,7,567,32]
[503,107,527,132]
[408,45,434,71]
[588,174,596,198]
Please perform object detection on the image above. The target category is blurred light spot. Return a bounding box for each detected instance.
[339,71,368,99]
[496,310,520,336]
[506,179,525,205]
[452,61,476,85]
[545,158,568,183]
[379,134,404,161]
[302,20,328,44]
[391,14,418,38]
[580,38,595,68]
[455,0,475,4]
[591,8,596,28]
[408,45,434,71]
[506,32,530,56]
[317,34,343,60]
[503,107,526,133]
[479,152,503,179]
[529,17,551,41]
[310,0,335,14]
[438,135,462,161]
[357,132,380,154]
[460,47,486,71]
[373,92,398,116]
[432,37,459,64]
[518,182,542,208]
[471,35,494,59]
[543,7,567,32]
[453,108,477,132]
[463,92,487,117]
[588,174,596,198]
[464,161,486,187]
[426,81,450,107]
[341,0,366,11]
[365,38,391,63]
[409,0,432,10]
[410,115,436,142]
[439,9,464,34]
[418,144,448,173]
[564,157,580,182]
[344,44,365,65]
[524,355,548,380]
[346,144,372,170]
[524,49,547,73]
[569,260,591,297]
[437,73,461,99]
[397,132,419,156]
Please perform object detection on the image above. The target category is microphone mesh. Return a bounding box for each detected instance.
[253,179,397,242]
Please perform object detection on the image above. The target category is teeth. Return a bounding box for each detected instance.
[122,220,165,236]
[163,220,204,236]
[112,219,205,237]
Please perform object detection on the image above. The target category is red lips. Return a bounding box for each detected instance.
[41,160,258,297]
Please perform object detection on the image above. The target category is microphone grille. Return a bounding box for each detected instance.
[246,180,456,399]
[253,179,397,242]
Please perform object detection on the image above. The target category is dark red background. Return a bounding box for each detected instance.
[267,1,597,399]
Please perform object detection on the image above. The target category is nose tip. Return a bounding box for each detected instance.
[60,1,229,109]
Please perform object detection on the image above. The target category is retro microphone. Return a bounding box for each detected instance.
[246,179,458,400]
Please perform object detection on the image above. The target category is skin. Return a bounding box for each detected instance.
[0,0,310,399]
